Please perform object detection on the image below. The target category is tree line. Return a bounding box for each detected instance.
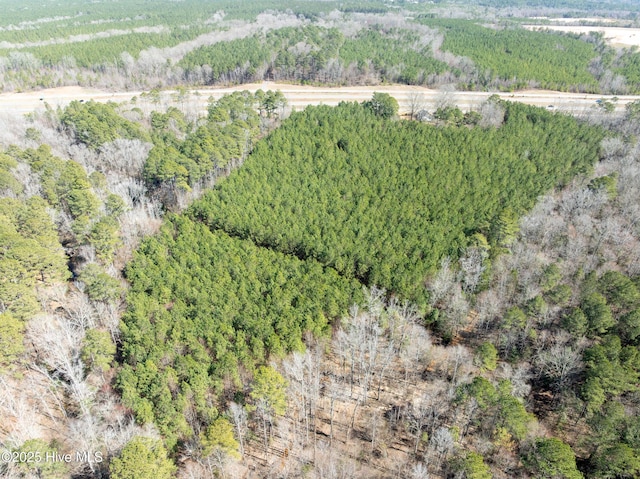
[180,25,449,86]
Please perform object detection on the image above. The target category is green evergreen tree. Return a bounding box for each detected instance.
[79,264,122,303]
[81,329,115,373]
[250,366,288,416]
[109,437,176,479]
[563,308,588,337]
[453,451,492,479]
[200,417,241,459]
[524,437,583,479]
[475,342,498,371]
[582,293,615,337]
[0,312,25,367]
[365,92,399,119]
[89,217,120,264]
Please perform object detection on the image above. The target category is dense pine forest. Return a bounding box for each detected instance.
[2,1,640,478]
[190,100,602,306]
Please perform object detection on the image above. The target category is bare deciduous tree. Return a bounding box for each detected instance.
[434,86,456,111]
[0,375,44,445]
[324,374,345,449]
[399,324,431,385]
[428,427,454,467]
[478,98,505,128]
[535,344,582,392]
[100,139,152,177]
[282,345,322,457]
[446,345,471,391]
[459,247,487,295]
[475,290,501,331]
[227,402,247,458]
[28,314,93,416]
[406,397,430,454]
[496,363,531,399]
[428,257,456,307]
[410,462,431,479]
[408,91,426,120]
[63,290,97,330]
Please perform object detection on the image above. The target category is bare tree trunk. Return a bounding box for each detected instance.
[346,392,361,446]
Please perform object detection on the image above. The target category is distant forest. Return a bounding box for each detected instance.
[1,0,640,93]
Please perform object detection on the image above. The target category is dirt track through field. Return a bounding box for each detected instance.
[1,82,639,115]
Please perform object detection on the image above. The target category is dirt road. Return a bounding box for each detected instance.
[1,83,638,116]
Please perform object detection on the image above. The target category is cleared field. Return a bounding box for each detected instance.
[530,17,620,24]
[523,24,640,48]
[1,83,638,116]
